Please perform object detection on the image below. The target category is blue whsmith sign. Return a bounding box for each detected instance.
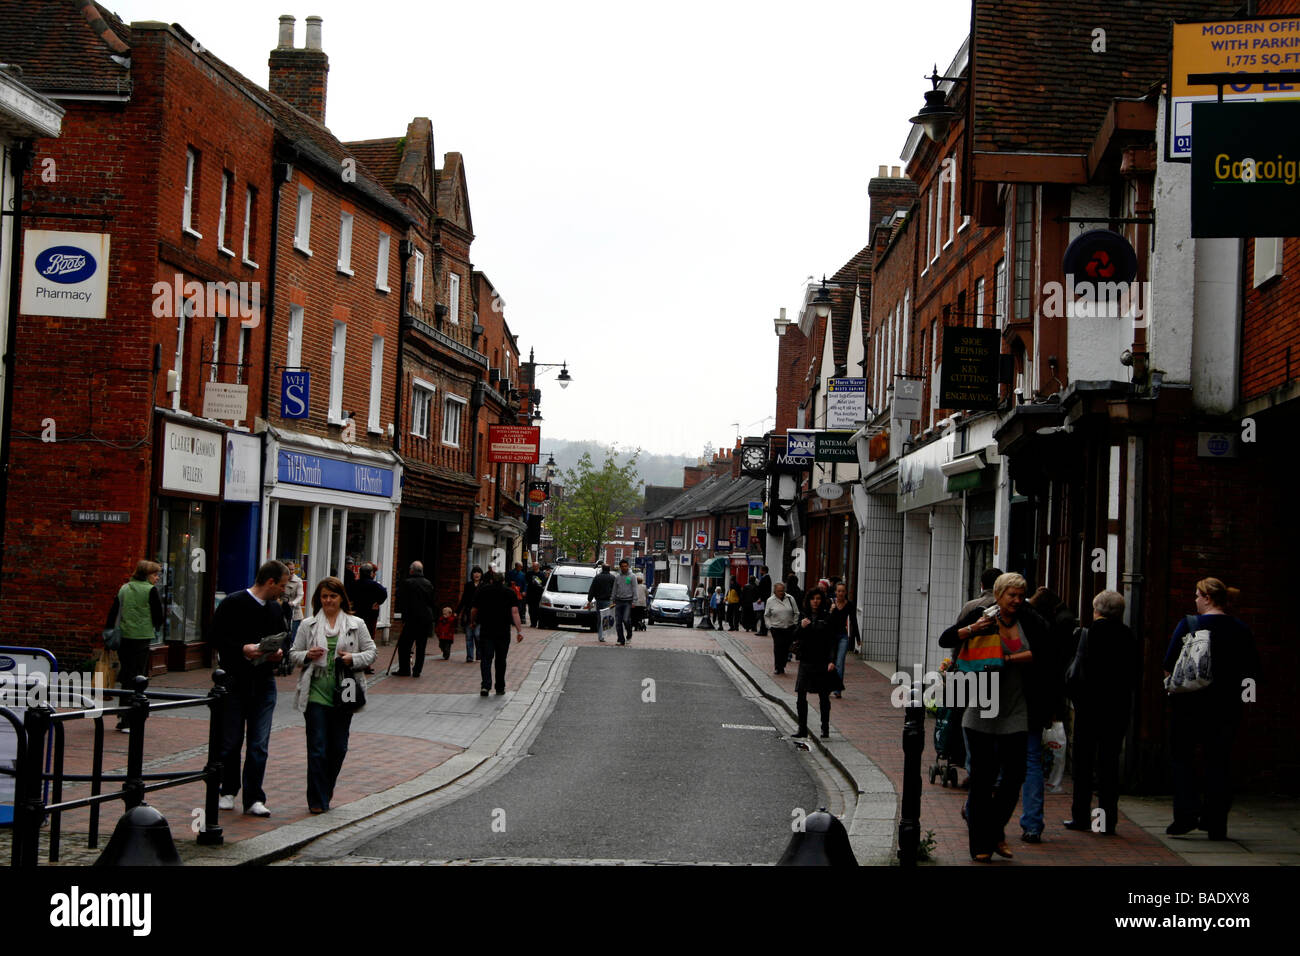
[277,450,393,497]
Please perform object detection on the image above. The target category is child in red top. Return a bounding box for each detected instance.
[435,606,456,660]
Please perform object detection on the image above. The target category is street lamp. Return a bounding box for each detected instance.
[812,277,833,319]
[908,65,964,144]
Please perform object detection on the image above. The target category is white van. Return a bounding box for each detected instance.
[536,563,602,630]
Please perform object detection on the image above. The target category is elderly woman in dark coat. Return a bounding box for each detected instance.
[793,589,838,740]
[939,572,1048,862]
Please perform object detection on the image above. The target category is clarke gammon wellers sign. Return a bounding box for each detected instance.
[1191,101,1300,238]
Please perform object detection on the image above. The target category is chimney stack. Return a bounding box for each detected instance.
[269,14,329,124]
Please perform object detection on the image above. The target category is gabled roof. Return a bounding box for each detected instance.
[1,0,131,97]
[829,245,872,372]
[971,0,1242,165]
[436,151,473,236]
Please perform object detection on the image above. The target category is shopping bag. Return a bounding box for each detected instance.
[1043,720,1067,790]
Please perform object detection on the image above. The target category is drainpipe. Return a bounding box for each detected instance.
[260,159,290,422]
[393,239,411,454]
[0,142,30,601]
[466,380,486,571]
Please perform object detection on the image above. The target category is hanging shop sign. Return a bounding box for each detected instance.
[1170,16,1300,160]
[729,527,749,549]
[277,450,393,497]
[816,482,845,500]
[670,536,684,551]
[223,433,261,503]
[160,421,223,498]
[20,230,110,319]
[487,425,541,464]
[653,539,667,551]
[1062,229,1139,289]
[939,327,1001,411]
[826,378,868,429]
[748,500,763,520]
[694,531,709,548]
[893,378,923,422]
[527,479,550,503]
[1191,101,1300,237]
[814,431,858,463]
[869,429,891,462]
[769,435,812,473]
[280,371,310,419]
[203,382,249,422]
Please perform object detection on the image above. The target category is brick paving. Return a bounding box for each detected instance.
[722,626,1181,866]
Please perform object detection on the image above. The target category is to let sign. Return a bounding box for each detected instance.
[939,328,1001,411]
[487,425,541,463]
[826,378,867,429]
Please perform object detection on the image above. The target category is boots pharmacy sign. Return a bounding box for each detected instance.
[1170,16,1300,160]
[1191,101,1300,237]
[20,231,110,319]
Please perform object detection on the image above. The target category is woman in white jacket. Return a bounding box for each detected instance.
[289,575,377,813]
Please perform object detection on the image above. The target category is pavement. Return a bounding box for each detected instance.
[5,617,1297,866]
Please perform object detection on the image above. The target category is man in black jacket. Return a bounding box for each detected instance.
[755,566,772,636]
[394,561,437,676]
[347,563,387,672]
[471,571,524,695]
[586,565,616,642]
[211,560,287,817]
[525,563,546,628]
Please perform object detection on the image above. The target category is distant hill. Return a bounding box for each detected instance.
[544,439,695,492]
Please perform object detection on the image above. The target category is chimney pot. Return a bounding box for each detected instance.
[277,15,295,49]
[891,165,901,178]
[305,15,323,50]
[877,164,888,178]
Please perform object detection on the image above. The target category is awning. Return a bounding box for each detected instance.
[700,557,728,577]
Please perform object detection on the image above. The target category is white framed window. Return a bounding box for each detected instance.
[994,260,1008,330]
[448,272,460,324]
[209,316,224,383]
[338,210,354,274]
[242,186,258,267]
[411,378,435,439]
[294,185,313,255]
[923,190,933,266]
[1253,237,1284,287]
[413,251,424,305]
[442,394,466,446]
[1013,186,1035,318]
[631,526,640,538]
[615,548,624,562]
[974,276,986,329]
[287,304,304,369]
[934,174,944,259]
[183,148,202,239]
[329,320,346,423]
[235,326,249,386]
[217,171,233,254]
[946,155,957,245]
[616,526,625,538]
[376,233,390,292]
[368,336,383,432]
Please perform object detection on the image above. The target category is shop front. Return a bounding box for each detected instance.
[261,429,402,638]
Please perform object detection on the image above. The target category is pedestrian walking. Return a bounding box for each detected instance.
[792,589,837,739]
[1162,577,1258,840]
[1062,589,1138,836]
[710,586,724,627]
[104,560,164,732]
[345,562,387,668]
[507,562,527,623]
[725,582,741,631]
[693,583,706,616]
[740,578,758,631]
[763,580,800,675]
[633,574,649,630]
[289,576,376,814]
[211,560,289,818]
[755,566,772,636]
[586,564,616,642]
[394,561,437,676]
[1019,586,1073,842]
[471,570,524,696]
[526,563,546,628]
[610,559,637,645]
[435,607,456,659]
[784,573,803,612]
[826,582,860,700]
[456,566,484,662]
[939,572,1047,862]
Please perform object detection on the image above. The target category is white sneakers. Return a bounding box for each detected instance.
[218,795,235,811]
[244,801,271,817]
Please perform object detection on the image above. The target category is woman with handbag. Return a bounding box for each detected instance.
[289,576,377,814]
[1161,577,1258,840]
[939,572,1046,862]
[792,588,837,739]
[1062,589,1137,836]
[105,560,164,732]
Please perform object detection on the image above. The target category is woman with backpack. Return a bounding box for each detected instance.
[1161,577,1258,840]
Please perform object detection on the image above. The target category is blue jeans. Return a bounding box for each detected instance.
[614,601,632,643]
[834,635,850,685]
[220,676,276,809]
[304,702,352,811]
[465,623,479,661]
[1020,729,1044,835]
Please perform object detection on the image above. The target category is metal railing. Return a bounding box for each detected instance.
[1,671,229,866]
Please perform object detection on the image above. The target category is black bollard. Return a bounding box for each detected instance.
[122,675,150,810]
[94,804,182,866]
[13,704,53,867]
[898,695,925,866]
[197,668,228,846]
[777,808,859,866]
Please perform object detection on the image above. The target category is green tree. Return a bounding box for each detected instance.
[548,451,643,562]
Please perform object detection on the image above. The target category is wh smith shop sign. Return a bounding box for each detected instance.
[277,451,393,497]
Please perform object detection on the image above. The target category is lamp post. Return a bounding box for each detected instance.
[908,65,966,144]
[515,349,572,568]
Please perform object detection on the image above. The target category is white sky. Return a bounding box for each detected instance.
[106,0,972,456]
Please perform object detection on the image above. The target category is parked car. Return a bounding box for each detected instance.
[536,563,603,630]
[649,582,694,627]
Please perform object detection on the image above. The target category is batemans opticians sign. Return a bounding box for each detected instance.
[1191,101,1300,237]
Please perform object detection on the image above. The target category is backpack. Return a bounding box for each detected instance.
[1164,614,1212,694]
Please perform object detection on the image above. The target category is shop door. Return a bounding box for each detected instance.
[158,500,209,643]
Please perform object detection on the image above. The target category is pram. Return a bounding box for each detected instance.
[928,706,967,787]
